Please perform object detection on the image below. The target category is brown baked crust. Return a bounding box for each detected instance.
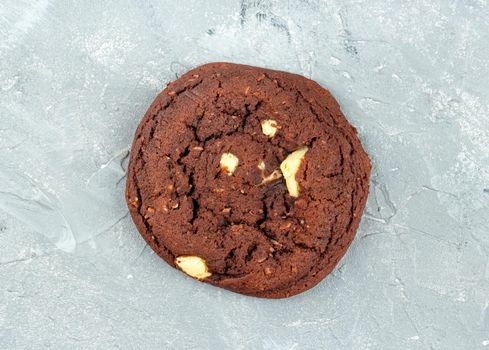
[125,62,371,298]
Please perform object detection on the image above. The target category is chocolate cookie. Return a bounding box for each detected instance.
[126,62,371,298]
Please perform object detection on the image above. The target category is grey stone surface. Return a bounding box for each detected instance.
[1,0,488,349]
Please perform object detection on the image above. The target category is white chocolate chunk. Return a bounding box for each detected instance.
[280,147,308,197]
[175,256,212,279]
[261,119,279,138]
[220,152,239,175]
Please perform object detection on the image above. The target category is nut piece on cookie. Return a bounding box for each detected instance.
[261,119,279,138]
[175,256,212,279]
[220,152,239,175]
[257,161,282,187]
[280,147,308,197]
[257,170,282,187]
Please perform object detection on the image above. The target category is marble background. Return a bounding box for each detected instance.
[1,0,488,349]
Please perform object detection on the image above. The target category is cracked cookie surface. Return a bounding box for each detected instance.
[125,62,371,298]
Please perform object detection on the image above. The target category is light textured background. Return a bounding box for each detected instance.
[1,0,488,349]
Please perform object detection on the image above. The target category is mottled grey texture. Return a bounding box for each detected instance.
[0,0,488,349]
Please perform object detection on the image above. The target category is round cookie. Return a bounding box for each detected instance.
[126,62,371,298]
